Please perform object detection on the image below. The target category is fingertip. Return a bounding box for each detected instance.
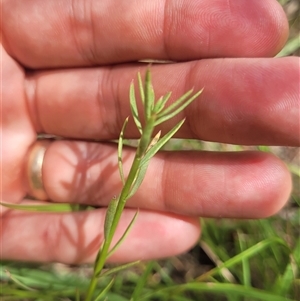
[230,151,293,218]
[158,150,294,220]
[263,0,289,56]
[256,152,293,218]
[165,0,290,59]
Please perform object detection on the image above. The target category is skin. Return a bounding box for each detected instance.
[1,0,299,264]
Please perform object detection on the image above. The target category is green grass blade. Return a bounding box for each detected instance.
[276,35,300,57]
[237,231,251,287]
[94,278,115,301]
[152,261,175,286]
[292,194,300,207]
[273,238,300,296]
[200,240,235,283]
[118,117,129,185]
[0,202,90,213]
[288,163,300,177]
[107,211,139,259]
[100,261,140,278]
[4,270,36,292]
[1,263,90,296]
[155,88,203,126]
[258,219,284,263]
[140,282,296,301]
[130,83,142,134]
[197,238,288,282]
[130,261,154,301]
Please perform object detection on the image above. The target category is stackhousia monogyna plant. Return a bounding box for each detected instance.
[1,69,203,301]
[84,69,203,301]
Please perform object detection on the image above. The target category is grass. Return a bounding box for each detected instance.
[1,210,299,300]
[1,0,299,300]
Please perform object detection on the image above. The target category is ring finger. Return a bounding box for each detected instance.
[25,139,292,219]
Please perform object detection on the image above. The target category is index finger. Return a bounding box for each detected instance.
[2,0,288,68]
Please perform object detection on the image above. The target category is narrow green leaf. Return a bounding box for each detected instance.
[131,261,154,301]
[141,119,185,166]
[94,278,115,301]
[137,72,145,105]
[107,211,139,258]
[0,202,90,213]
[155,88,203,126]
[104,196,118,241]
[153,91,172,114]
[118,117,129,185]
[127,160,150,199]
[100,261,140,278]
[157,88,193,116]
[144,69,155,119]
[129,83,142,134]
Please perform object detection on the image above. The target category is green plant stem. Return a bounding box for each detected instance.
[84,69,202,300]
[84,118,156,301]
[84,276,98,301]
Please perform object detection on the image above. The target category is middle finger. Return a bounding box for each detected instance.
[25,58,300,146]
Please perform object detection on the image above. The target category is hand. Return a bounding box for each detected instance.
[1,0,299,264]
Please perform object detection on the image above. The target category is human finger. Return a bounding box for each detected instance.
[0,45,36,206]
[0,207,200,264]
[25,57,300,146]
[2,0,288,68]
[26,140,292,219]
